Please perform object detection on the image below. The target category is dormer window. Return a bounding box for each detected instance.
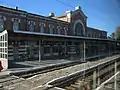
[12,18,20,31]
[49,24,54,34]
[0,15,6,31]
[28,21,35,32]
[39,23,45,33]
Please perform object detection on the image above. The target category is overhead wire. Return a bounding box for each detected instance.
[55,0,74,9]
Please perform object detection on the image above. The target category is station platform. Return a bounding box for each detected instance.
[1,59,79,77]
[0,54,118,77]
[0,71,11,78]
[0,54,119,90]
[8,53,109,69]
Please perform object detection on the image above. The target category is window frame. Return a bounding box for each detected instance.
[49,24,54,34]
[12,18,20,31]
[28,21,35,32]
[39,23,46,33]
[64,27,68,35]
[0,15,5,32]
[57,25,62,34]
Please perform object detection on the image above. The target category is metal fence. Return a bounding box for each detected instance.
[96,72,120,90]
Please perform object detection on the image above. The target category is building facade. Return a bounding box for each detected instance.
[0,6,119,61]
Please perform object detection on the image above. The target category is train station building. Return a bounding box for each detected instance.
[0,6,119,61]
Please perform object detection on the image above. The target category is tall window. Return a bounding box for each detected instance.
[44,47,50,53]
[12,18,20,31]
[52,47,58,53]
[39,23,45,33]
[28,21,35,32]
[75,23,84,36]
[0,15,5,32]
[64,27,68,35]
[57,26,61,34]
[49,24,54,34]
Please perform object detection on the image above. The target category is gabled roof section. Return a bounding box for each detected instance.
[73,6,87,20]
[54,6,87,22]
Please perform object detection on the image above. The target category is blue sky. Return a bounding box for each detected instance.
[0,0,120,35]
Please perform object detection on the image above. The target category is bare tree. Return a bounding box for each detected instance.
[116,26,120,40]
[108,32,116,40]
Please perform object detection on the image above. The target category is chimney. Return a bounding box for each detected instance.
[66,10,72,18]
[75,6,81,10]
[15,6,18,10]
[48,12,55,17]
[66,10,72,22]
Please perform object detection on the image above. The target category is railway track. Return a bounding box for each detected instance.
[0,60,83,90]
[45,55,120,90]
[11,60,83,78]
[0,54,119,90]
[64,80,92,90]
[0,75,24,90]
[11,54,111,79]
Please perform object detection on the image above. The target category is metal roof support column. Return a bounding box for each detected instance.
[97,67,100,86]
[39,40,41,62]
[114,59,117,90]
[83,40,86,62]
[65,40,67,57]
[93,69,97,90]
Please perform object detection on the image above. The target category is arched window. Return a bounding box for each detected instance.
[73,20,85,37]
[49,24,54,34]
[75,23,84,36]
[28,21,35,32]
[64,27,68,35]
[0,15,5,32]
[39,23,45,33]
[57,26,62,34]
[12,18,20,31]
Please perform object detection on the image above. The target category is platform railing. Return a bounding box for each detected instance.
[95,71,120,90]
